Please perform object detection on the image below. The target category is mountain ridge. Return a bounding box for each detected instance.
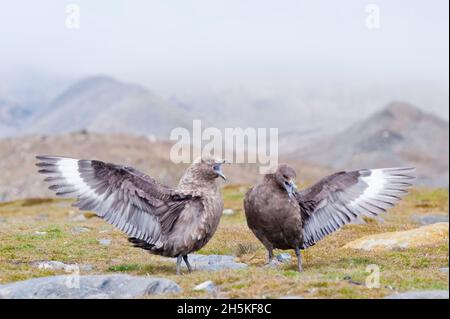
[290,101,449,187]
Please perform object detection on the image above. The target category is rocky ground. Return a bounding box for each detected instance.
[0,186,448,299]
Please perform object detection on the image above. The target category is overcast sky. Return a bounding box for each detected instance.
[0,0,448,117]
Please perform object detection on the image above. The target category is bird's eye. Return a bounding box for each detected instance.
[213,165,220,171]
[283,175,289,180]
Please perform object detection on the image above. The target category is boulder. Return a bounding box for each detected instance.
[411,214,449,225]
[164,254,247,271]
[0,274,181,299]
[343,223,449,251]
[384,290,449,299]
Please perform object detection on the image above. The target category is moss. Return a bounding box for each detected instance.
[0,187,448,298]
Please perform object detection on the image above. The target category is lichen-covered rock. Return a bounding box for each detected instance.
[343,223,449,251]
[0,274,181,299]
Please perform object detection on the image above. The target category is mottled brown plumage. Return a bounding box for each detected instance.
[244,164,415,271]
[36,155,226,274]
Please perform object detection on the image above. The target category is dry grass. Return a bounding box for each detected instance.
[0,186,448,299]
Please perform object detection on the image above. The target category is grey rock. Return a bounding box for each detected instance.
[276,253,292,263]
[411,214,449,225]
[0,274,181,299]
[33,261,68,271]
[165,254,247,271]
[98,239,111,246]
[384,290,449,299]
[71,227,91,234]
[34,231,47,236]
[439,267,449,273]
[193,280,216,293]
[32,261,94,272]
[0,217,6,223]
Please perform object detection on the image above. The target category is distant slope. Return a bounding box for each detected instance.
[0,132,190,201]
[28,76,192,137]
[289,102,449,187]
[0,132,258,201]
[0,98,32,128]
[0,131,330,201]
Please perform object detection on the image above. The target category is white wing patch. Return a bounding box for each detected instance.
[301,167,415,248]
[56,158,97,198]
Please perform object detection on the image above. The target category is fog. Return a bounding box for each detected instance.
[0,0,448,120]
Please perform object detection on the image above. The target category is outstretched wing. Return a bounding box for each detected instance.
[296,167,415,249]
[36,155,195,248]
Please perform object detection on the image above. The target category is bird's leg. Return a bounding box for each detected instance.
[267,248,274,263]
[295,247,303,272]
[176,255,183,275]
[183,255,192,273]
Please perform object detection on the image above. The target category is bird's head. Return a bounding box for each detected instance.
[189,156,229,181]
[274,164,297,198]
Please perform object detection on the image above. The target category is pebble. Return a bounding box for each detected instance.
[193,281,216,293]
[98,239,111,246]
[276,253,292,263]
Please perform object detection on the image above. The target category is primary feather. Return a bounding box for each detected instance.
[244,164,415,271]
[36,155,226,274]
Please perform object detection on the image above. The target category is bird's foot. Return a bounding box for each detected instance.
[183,255,193,273]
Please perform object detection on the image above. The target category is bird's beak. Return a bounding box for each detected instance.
[214,164,227,181]
[284,180,297,199]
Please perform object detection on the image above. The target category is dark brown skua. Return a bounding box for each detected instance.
[244,164,415,271]
[36,155,227,274]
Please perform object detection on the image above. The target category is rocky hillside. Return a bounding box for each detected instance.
[289,102,449,187]
[27,76,192,137]
[0,132,262,201]
[0,130,331,201]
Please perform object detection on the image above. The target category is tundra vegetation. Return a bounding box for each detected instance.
[0,185,448,298]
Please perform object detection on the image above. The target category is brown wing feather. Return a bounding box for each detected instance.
[297,167,415,248]
[36,155,196,249]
